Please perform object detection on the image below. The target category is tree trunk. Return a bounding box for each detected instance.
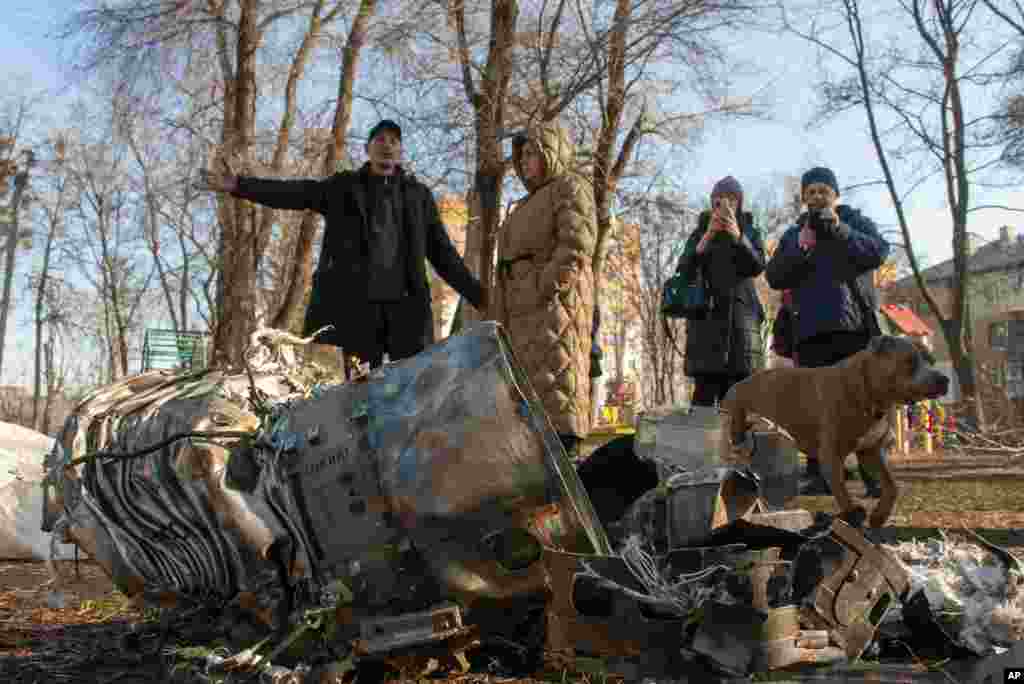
[256,1,329,324]
[590,0,630,285]
[177,226,191,331]
[476,0,519,311]
[449,0,518,321]
[271,0,379,334]
[0,168,30,379]
[32,200,58,431]
[212,0,261,367]
[41,334,56,435]
[147,192,180,331]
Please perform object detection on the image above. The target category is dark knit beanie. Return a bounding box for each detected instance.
[801,167,840,196]
[711,175,744,211]
[367,119,402,144]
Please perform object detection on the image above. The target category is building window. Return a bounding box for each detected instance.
[1008,361,1024,399]
[990,320,1009,351]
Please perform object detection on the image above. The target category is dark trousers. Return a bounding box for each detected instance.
[794,331,871,370]
[691,374,747,407]
[360,296,433,369]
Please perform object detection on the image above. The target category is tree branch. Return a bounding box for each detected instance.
[610,106,647,186]
[967,203,1024,213]
[449,0,479,108]
[982,0,1024,36]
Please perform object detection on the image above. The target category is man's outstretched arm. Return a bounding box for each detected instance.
[198,170,328,213]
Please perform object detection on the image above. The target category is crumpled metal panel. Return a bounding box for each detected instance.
[40,322,609,630]
[542,548,688,671]
[662,545,792,612]
[41,370,295,607]
[691,603,846,675]
[664,467,763,548]
[276,322,611,614]
[793,520,910,659]
[614,467,764,552]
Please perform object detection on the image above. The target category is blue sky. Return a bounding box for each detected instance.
[0,1,1021,386]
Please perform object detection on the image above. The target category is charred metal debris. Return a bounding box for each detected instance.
[38,323,1024,681]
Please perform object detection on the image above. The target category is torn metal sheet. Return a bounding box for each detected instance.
[746,429,800,509]
[690,601,767,675]
[541,548,688,670]
[41,369,293,605]
[41,322,609,640]
[795,520,910,659]
[542,541,806,673]
[690,603,847,675]
[747,509,815,535]
[634,404,724,480]
[665,467,764,548]
[662,544,792,612]
[615,467,766,553]
[353,603,472,655]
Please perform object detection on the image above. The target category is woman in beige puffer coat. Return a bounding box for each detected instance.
[492,121,596,456]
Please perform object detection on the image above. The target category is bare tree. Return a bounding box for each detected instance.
[0,90,44,380]
[601,214,643,390]
[61,0,377,366]
[430,0,766,327]
[783,0,1016,426]
[630,190,694,407]
[981,0,1024,168]
[161,137,221,332]
[60,102,155,381]
[447,0,520,314]
[30,134,73,431]
[270,0,381,333]
[576,0,762,293]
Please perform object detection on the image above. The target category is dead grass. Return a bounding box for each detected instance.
[789,478,1024,529]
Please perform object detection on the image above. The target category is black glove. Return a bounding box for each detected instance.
[809,208,849,240]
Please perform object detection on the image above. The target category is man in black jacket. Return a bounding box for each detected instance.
[200,119,485,369]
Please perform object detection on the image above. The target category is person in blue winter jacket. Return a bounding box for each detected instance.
[765,166,891,496]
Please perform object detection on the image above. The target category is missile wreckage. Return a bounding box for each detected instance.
[39,322,1024,681]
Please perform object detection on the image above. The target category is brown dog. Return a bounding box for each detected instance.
[720,335,949,528]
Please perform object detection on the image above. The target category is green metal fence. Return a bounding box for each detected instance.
[141,329,209,373]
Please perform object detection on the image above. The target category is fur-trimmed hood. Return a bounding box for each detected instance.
[513,121,577,193]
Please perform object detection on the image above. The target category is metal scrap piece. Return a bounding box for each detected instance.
[692,603,848,674]
[353,603,470,655]
[661,544,793,612]
[41,322,609,636]
[663,467,764,548]
[691,601,766,675]
[542,549,686,665]
[801,520,910,659]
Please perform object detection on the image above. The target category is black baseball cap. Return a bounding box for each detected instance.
[368,119,402,143]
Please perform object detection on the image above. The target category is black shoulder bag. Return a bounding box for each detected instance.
[662,252,711,320]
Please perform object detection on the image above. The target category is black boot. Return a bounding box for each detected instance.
[858,461,882,498]
[799,458,831,495]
